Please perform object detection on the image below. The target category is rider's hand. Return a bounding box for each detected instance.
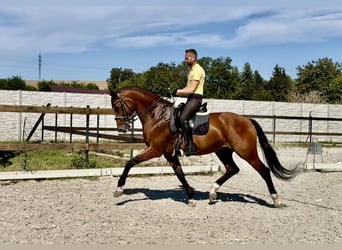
[168,89,177,97]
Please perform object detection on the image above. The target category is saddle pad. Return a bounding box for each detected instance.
[192,113,209,135]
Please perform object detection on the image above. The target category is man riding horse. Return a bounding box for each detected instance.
[170,49,205,156]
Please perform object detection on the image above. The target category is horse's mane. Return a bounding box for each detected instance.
[118,86,171,105]
[118,86,158,98]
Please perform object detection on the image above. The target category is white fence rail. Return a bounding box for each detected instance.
[1,90,342,143]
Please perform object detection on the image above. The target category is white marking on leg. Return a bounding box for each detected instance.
[188,199,196,207]
[113,186,124,197]
[271,193,282,208]
[209,183,220,202]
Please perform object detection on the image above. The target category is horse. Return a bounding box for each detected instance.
[110,86,297,207]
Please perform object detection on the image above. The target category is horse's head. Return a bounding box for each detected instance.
[109,90,136,133]
[110,86,166,133]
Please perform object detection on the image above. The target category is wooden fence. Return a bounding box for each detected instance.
[247,114,342,144]
[1,103,342,153]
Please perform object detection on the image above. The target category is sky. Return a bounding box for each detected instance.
[1,0,342,82]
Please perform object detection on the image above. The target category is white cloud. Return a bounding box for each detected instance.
[225,7,342,48]
[0,2,342,55]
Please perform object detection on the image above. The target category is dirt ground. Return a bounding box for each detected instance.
[0,146,341,244]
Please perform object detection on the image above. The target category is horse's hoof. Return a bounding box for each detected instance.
[188,199,196,207]
[274,202,287,208]
[113,187,124,197]
[113,191,123,197]
[271,194,284,208]
[209,192,217,203]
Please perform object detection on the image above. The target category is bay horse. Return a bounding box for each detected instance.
[110,86,297,207]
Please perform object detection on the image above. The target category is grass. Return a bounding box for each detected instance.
[1,141,341,172]
[0,149,129,172]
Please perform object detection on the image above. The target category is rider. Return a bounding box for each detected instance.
[171,49,205,156]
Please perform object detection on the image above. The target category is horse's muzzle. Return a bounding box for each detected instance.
[118,123,130,133]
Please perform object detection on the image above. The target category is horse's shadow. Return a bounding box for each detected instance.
[115,186,273,208]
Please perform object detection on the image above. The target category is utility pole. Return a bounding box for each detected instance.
[38,52,42,81]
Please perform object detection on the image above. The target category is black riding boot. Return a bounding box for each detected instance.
[183,121,198,156]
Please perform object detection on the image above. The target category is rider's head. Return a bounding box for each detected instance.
[185,49,198,67]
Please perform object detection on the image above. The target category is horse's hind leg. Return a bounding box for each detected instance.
[249,158,283,207]
[242,152,282,207]
[209,147,240,203]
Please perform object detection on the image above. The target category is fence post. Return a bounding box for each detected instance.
[69,107,73,143]
[17,90,22,141]
[41,115,44,141]
[54,113,58,142]
[272,115,276,144]
[96,107,100,144]
[308,112,313,144]
[25,103,52,142]
[84,105,90,163]
[22,117,27,142]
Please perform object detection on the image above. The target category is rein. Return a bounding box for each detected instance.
[114,94,161,123]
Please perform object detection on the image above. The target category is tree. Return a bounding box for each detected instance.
[117,73,146,89]
[265,65,293,101]
[0,75,26,90]
[235,65,271,101]
[326,75,342,103]
[203,57,240,99]
[287,90,327,103]
[0,78,8,89]
[85,83,99,90]
[295,57,342,97]
[37,80,53,91]
[141,62,186,96]
[237,63,255,100]
[251,70,270,101]
[107,68,136,91]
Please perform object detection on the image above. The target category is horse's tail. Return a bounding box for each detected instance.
[250,118,297,180]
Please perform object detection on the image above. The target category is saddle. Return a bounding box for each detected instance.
[169,102,210,136]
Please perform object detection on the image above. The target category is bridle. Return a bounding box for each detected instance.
[113,95,137,124]
[113,93,161,124]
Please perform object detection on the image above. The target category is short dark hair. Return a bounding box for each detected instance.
[185,49,198,59]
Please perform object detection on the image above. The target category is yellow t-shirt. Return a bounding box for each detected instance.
[187,63,205,95]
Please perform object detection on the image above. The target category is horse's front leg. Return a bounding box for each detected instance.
[113,147,160,197]
[164,153,196,207]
